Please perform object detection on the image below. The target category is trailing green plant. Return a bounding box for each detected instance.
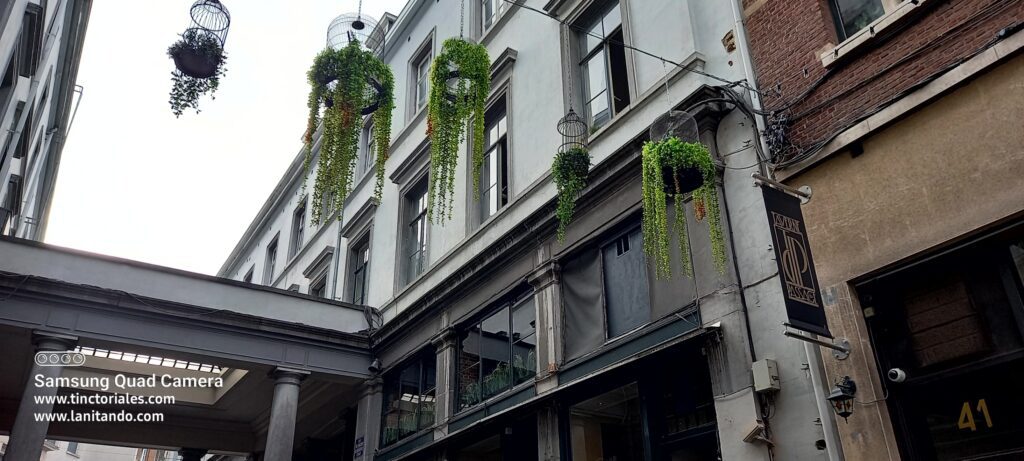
[303,41,395,224]
[641,137,725,279]
[552,147,591,241]
[426,38,491,222]
[167,29,226,117]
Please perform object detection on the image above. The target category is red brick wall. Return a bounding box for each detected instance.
[744,0,1024,161]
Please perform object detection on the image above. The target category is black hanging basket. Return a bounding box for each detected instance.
[319,76,385,115]
[664,165,704,195]
[171,46,218,78]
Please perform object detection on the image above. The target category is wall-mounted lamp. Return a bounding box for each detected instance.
[827,376,857,422]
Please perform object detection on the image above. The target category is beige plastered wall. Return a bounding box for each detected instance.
[784,54,1024,461]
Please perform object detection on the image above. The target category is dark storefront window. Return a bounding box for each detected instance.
[458,292,536,410]
[566,345,718,461]
[570,382,645,461]
[452,414,538,461]
[861,232,1024,460]
[381,352,436,447]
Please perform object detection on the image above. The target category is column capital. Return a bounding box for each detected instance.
[360,376,383,397]
[430,327,459,350]
[31,331,78,352]
[270,367,310,385]
[527,261,561,289]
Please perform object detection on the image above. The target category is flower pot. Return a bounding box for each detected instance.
[172,49,218,79]
[443,69,470,104]
[663,165,704,195]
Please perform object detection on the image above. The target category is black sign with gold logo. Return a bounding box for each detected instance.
[761,185,831,337]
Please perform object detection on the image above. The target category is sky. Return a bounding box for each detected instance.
[46,0,409,275]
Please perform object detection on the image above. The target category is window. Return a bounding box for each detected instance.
[66,442,79,455]
[411,41,433,114]
[481,0,506,32]
[578,1,630,129]
[264,237,278,284]
[19,6,43,78]
[602,227,650,338]
[477,97,509,224]
[828,0,886,40]
[243,267,254,283]
[458,293,536,410]
[289,201,306,259]
[322,189,337,222]
[349,236,370,304]
[402,177,429,285]
[2,176,22,236]
[381,352,436,447]
[356,122,376,179]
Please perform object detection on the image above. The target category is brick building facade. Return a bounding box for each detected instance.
[743,0,1024,460]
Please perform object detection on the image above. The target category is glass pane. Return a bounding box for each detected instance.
[570,383,644,461]
[459,326,482,409]
[482,0,495,29]
[581,17,603,53]
[834,0,885,39]
[480,306,512,399]
[420,356,437,429]
[603,4,621,35]
[511,297,536,384]
[582,52,609,126]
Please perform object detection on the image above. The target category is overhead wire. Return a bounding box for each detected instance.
[497,0,764,96]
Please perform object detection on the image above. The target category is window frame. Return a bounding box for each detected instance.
[66,441,79,455]
[471,89,512,228]
[289,199,307,260]
[456,290,536,412]
[309,273,328,298]
[242,266,254,284]
[408,32,435,120]
[380,351,437,447]
[356,119,377,180]
[347,232,372,305]
[264,235,279,285]
[399,173,430,288]
[826,0,889,41]
[574,0,633,130]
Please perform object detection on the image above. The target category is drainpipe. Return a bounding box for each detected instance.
[728,0,771,176]
[806,341,846,461]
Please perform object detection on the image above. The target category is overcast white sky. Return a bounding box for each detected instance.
[46,0,409,275]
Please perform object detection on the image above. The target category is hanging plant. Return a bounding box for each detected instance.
[426,38,491,222]
[168,29,227,117]
[641,137,725,278]
[303,41,395,224]
[552,147,591,241]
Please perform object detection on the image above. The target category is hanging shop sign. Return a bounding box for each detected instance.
[761,184,831,337]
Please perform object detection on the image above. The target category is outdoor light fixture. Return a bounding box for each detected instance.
[827,376,857,421]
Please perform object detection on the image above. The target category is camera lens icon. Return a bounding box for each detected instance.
[34,351,86,367]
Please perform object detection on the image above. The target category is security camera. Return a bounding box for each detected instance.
[368,358,382,374]
[887,368,907,383]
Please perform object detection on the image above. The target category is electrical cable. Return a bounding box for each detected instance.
[497,0,765,96]
[775,20,1018,168]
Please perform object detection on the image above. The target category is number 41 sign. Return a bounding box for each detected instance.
[958,399,993,432]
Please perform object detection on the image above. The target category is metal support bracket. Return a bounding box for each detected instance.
[783,324,851,360]
[752,172,812,204]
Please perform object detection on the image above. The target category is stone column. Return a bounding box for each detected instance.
[178,447,208,461]
[527,260,562,394]
[352,377,383,461]
[536,403,561,461]
[430,326,458,437]
[5,331,78,461]
[263,367,309,461]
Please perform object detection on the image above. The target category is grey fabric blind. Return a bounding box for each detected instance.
[651,197,698,319]
[602,228,651,338]
[562,247,606,361]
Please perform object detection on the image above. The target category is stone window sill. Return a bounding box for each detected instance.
[820,0,931,68]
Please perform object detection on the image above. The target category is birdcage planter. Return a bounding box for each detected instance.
[426,38,491,222]
[552,109,591,241]
[167,0,230,117]
[303,23,395,224]
[663,163,704,194]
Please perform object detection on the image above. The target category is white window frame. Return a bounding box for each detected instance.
[264,235,279,285]
[347,233,372,304]
[408,32,435,119]
[399,174,430,287]
[289,199,306,260]
[575,0,633,130]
